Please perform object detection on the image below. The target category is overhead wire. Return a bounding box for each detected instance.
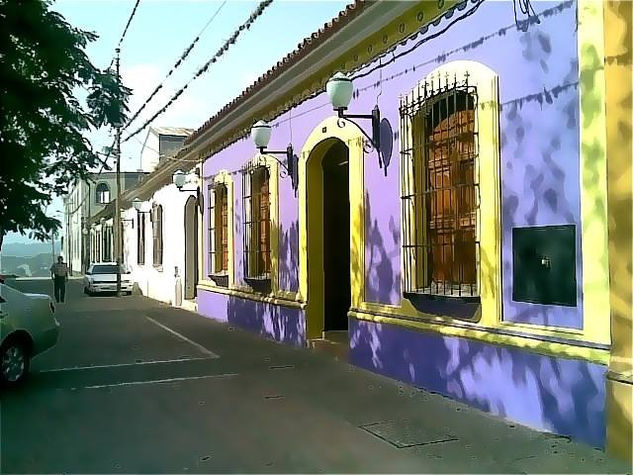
[121,0,275,144]
[124,0,228,130]
[107,0,142,69]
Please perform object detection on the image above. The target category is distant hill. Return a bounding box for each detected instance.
[0,253,55,277]
[1,241,61,258]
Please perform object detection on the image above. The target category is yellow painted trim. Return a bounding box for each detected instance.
[578,0,611,345]
[399,60,502,328]
[198,279,304,309]
[210,170,235,287]
[240,155,280,292]
[349,309,610,365]
[298,116,366,339]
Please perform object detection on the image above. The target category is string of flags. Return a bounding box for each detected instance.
[122,0,275,145]
[123,1,228,131]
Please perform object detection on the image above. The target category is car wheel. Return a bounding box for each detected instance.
[1,339,30,387]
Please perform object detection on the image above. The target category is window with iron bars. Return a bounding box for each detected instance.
[242,164,271,280]
[152,204,163,267]
[208,183,229,276]
[400,74,480,298]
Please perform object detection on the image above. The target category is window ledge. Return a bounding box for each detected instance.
[208,273,229,287]
[403,291,481,321]
[153,265,163,272]
[244,276,271,294]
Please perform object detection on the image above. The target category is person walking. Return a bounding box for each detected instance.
[50,256,68,303]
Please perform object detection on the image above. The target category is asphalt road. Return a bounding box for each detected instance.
[0,279,628,473]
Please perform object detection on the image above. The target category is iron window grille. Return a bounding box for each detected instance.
[242,161,271,281]
[152,204,163,267]
[137,211,145,265]
[208,183,229,276]
[400,72,480,298]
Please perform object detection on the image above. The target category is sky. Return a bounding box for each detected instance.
[5,0,349,245]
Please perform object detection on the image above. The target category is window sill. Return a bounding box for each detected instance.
[403,291,481,321]
[244,276,271,294]
[153,265,163,272]
[208,273,229,287]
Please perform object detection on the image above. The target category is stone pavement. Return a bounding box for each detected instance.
[1,279,629,473]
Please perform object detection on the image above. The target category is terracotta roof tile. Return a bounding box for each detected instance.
[184,0,370,147]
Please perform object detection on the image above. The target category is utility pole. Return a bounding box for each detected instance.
[114,47,122,297]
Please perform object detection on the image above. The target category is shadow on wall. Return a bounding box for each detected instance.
[226,295,305,347]
[364,192,401,305]
[349,318,606,448]
[279,221,299,293]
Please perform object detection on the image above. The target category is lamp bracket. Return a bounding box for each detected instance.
[257,144,294,177]
[336,105,381,152]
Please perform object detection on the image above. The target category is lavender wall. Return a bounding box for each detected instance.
[197,290,306,346]
[201,0,584,330]
[349,318,606,448]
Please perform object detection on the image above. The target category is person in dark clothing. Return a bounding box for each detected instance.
[50,256,68,303]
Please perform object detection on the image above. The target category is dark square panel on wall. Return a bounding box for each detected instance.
[512,225,577,307]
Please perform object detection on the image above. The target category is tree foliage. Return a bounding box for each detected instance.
[0,0,131,249]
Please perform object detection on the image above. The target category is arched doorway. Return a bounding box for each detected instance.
[184,196,198,300]
[306,138,351,339]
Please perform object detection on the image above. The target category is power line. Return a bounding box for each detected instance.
[124,0,228,130]
[108,0,142,70]
[122,0,275,144]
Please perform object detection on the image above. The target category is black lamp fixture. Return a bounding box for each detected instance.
[172,169,204,212]
[326,72,380,152]
[250,121,295,179]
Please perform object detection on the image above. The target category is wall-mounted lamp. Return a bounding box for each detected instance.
[172,170,204,212]
[326,72,380,151]
[251,121,295,179]
[132,198,151,214]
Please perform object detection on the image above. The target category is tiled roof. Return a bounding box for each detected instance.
[151,126,194,137]
[184,0,370,146]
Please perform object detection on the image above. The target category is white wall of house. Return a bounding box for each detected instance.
[140,131,160,173]
[122,183,197,306]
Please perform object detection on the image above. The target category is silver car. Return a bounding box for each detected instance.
[84,262,134,295]
[0,282,60,386]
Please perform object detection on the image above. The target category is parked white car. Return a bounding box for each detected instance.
[84,263,134,295]
[0,282,60,386]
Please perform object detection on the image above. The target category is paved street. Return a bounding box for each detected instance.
[1,279,628,473]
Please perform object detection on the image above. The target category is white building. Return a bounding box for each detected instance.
[89,126,199,309]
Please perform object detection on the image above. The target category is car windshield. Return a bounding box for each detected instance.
[91,265,120,274]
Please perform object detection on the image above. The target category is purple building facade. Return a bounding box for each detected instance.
[192,0,613,448]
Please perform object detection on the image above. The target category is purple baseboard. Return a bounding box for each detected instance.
[349,318,606,448]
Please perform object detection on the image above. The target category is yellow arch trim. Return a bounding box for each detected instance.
[399,59,502,328]
[298,116,366,339]
[210,169,235,288]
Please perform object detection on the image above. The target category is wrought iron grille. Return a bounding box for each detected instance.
[400,72,480,298]
[208,183,229,275]
[242,162,271,279]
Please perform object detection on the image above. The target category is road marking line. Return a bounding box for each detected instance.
[78,373,238,390]
[145,316,218,358]
[39,357,212,373]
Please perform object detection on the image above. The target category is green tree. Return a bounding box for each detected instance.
[0,0,131,250]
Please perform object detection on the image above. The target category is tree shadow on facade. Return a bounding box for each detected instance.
[349,318,606,447]
[364,192,401,305]
[279,221,299,293]
[226,295,305,347]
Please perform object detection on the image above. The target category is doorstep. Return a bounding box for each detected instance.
[309,330,349,361]
[181,299,198,313]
